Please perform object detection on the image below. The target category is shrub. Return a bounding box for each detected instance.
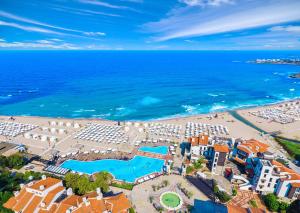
[4,154,26,169]
[186,166,194,174]
[279,201,289,211]
[263,193,279,212]
[187,191,193,199]
[162,180,169,187]
[111,182,134,190]
[249,199,258,208]
[129,208,135,213]
[216,190,231,203]
[149,196,154,203]
[232,187,237,196]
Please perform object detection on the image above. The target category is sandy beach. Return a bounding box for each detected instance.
[236,99,300,140]
[0,109,271,160]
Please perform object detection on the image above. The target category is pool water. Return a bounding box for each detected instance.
[139,146,168,155]
[60,155,165,182]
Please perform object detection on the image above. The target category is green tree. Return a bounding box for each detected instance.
[94,172,113,193]
[6,154,25,169]
[77,175,92,195]
[263,193,279,212]
[24,171,42,181]
[64,172,113,195]
[64,173,80,192]
[279,201,289,212]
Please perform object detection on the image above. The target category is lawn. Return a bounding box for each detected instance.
[161,193,181,208]
[275,138,300,161]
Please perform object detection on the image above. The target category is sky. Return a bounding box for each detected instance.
[0,0,300,50]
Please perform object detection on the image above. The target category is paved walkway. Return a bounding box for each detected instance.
[129,174,209,213]
[228,190,267,210]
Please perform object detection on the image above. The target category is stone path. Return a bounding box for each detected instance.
[228,190,267,210]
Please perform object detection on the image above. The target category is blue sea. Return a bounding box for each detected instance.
[0,51,300,121]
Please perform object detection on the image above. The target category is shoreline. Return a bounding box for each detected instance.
[2,98,299,160]
[1,97,300,123]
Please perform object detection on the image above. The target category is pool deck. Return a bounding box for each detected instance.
[135,150,173,161]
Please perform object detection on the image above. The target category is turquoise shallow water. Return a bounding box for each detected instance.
[138,146,168,155]
[0,51,300,120]
[60,155,165,182]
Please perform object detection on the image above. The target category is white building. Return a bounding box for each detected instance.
[210,144,230,174]
[188,134,210,161]
[252,158,300,200]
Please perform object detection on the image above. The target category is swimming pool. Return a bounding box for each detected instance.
[60,155,165,183]
[138,146,168,155]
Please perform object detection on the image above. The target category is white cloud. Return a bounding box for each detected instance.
[50,38,63,42]
[269,25,300,33]
[78,0,129,9]
[36,40,54,44]
[0,10,81,33]
[0,40,79,49]
[144,0,300,41]
[0,10,107,38]
[51,5,121,17]
[83,32,106,36]
[179,0,234,7]
[0,20,64,35]
[184,39,197,43]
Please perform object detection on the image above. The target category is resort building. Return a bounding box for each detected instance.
[232,139,269,165]
[251,158,300,199]
[4,176,132,213]
[187,134,231,174]
[188,134,210,161]
[210,144,230,175]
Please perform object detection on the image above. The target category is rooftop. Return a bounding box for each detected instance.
[188,134,209,146]
[4,177,132,213]
[237,139,269,155]
[213,144,229,153]
[29,177,62,191]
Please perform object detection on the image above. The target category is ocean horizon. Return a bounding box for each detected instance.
[1,50,300,121]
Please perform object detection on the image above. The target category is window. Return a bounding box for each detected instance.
[268,183,271,187]
[265,169,270,173]
[269,178,273,182]
[264,174,267,178]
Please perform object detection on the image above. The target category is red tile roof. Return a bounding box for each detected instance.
[214,144,229,153]
[188,134,209,146]
[227,205,248,213]
[42,186,65,208]
[13,191,33,212]
[237,139,269,155]
[23,195,42,213]
[271,160,300,181]
[4,177,131,213]
[29,177,61,191]
[291,182,300,188]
